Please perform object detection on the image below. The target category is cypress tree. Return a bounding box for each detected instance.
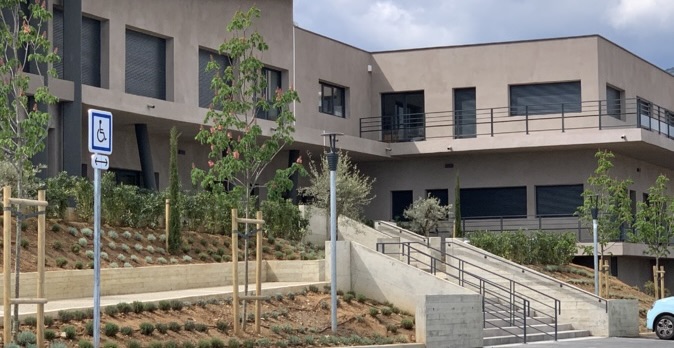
[168,127,182,253]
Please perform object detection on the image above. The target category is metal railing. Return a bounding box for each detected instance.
[376,241,559,343]
[360,98,674,142]
[459,214,630,243]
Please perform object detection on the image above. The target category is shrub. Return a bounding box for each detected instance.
[165,341,180,348]
[168,321,182,332]
[81,228,93,238]
[58,310,74,323]
[386,324,398,333]
[343,293,354,303]
[195,323,208,333]
[75,261,84,269]
[146,245,155,253]
[68,227,79,236]
[23,316,37,327]
[261,199,308,241]
[86,321,94,335]
[183,342,196,348]
[108,241,116,250]
[148,342,163,348]
[127,340,141,348]
[120,326,134,336]
[121,243,130,252]
[50,341,68,348]
[101,251,109,260]
[145,302,157,312]
[156,247,166,254]
[122,231,132,239]
[103,342,118,348]
[104,305,119,317]
[131,301,145,313]
[198,340,212,348]
[52,241,63,251]
[44,315,54,327]
[356,294,367,303]
[382,307,392,316]
[117,254,126,262]
[227,338,239,348]
[308,285,319,293]
[79,340,94,348]
[117,302,132,314]
[170,300,184,311]
[44,329,57,340]
[108,230,118,239]
[157,257,168,264]
[85,250,94,259]
[211,338,225,348]
[124,262,133,268]
[159,300,171,311]
[170,257,178,264]
[130,255,139,263]
[216,320,229,333]
[134,232,143,241]
[198,252,209,261]
[139,322,155,335]
[369,307,379,317]
[134,243,143,251]
[71,244,81,254]
[104,322,119,337]
[184,320,196,332]
[64,325,76,339]
[183,255,193,262]
[156,322,168,334]
[145,256,154,264]
[147,233,157,242]
[401,318,414,330]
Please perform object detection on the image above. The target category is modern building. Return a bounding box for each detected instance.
[35,0,674,289]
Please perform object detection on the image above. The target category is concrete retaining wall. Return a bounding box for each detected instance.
[1,260,324,301]
[302,206,390,248]
[326,240,483,347]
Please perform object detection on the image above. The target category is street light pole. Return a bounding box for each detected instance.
[591,195,599,296]
[322,132,342,333]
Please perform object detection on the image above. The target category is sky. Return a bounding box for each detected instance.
[293,0,674,70]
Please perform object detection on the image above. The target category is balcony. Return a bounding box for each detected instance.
[360,98,674,143]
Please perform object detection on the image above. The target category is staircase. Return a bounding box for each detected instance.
[373,222,594,346]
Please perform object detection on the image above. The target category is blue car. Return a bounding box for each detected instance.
[647,296,674,340]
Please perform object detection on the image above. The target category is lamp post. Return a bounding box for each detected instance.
[591,195,599,296]
[322,132,343,333]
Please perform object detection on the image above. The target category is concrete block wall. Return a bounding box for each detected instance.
[417,294,483,348]
[1,260,324,301]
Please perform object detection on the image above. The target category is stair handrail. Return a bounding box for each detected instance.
[446,238,608,311]
[401,241,561,317]
[377,241,558,342]
[375,220,428,244]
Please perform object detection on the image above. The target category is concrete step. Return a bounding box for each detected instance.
[485,316,553,327]
[483,323,573,338]
[484,310,534,320]
[483,329,591,346]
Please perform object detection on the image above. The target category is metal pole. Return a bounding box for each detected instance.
[329,157,338,333]
[93,166,102,348]
[592,218,599,295]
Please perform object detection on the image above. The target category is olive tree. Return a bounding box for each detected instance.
[404,195,451,238]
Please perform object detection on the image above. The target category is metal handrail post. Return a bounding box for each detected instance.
[523,299,528,344]
[561,104,565,132]
[525,106,529,134]
[490,108,494,137]
[598,100,602,130]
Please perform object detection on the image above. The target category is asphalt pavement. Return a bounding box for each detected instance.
[492,335,672,348]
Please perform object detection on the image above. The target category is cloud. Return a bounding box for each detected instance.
[609,0,674,30]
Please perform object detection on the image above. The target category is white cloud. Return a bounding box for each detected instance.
[609,0,674,30]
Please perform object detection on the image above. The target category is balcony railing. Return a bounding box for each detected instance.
[360,98,674,143]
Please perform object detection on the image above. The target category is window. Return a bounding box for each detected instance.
[52,9,101,86]
[381,91,425,142]
[535,184,583,217]
[426,189,449,207]
[125,29,166,100]
[510,81,581,116]
[109,168,159,188]
[198,48,228,108]
[460,187,526,218]
[638,97,652,129]
[256,68,282,120]
[391,190,413,221]
[606,85,623,119]
[454,87,476,138]
[319,82,345,117]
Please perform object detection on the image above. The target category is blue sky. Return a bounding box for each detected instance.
[293,0,674,70]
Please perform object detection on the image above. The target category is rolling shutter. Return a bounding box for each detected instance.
[535,184,583,217]
[510,81,581,116]
[198,49,228,108]
[125,30,166,100]
[81,16,100,87]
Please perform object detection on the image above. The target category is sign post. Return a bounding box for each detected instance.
[88,109,112,348]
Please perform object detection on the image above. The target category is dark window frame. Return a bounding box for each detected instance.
[125,28,167,100]
[460,186,527,219]
[509,81,581,116]
[391,190,414,222]
[426,189,449,207]
[381,90,425,142]
[606,85,623,119]
[535,184,584,217]
[319,81,346,118]
[256,67,282,120]
[198,48,229,108]
[53,8,102,87]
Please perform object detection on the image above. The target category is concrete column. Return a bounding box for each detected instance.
[134,124,157,190]
[324,240,351,293]
[429,237,445,273]
[61,0,82,179]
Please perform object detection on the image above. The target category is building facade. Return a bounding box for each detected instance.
[39,0,674,288]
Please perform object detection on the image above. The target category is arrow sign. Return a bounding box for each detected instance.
[91,154,109,170]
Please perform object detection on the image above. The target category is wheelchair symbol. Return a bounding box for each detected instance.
[97,120,107,143]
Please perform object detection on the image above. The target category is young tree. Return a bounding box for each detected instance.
[168,127,181,254]
[578,150,633,260]
[630,174,674,296]
[191,6,301,326]
[403,195,451,238]
[299,151,375,236]
[0,1,58,337]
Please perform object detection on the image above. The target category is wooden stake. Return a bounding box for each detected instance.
[165,199,170,251]
[232,209,239,335]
